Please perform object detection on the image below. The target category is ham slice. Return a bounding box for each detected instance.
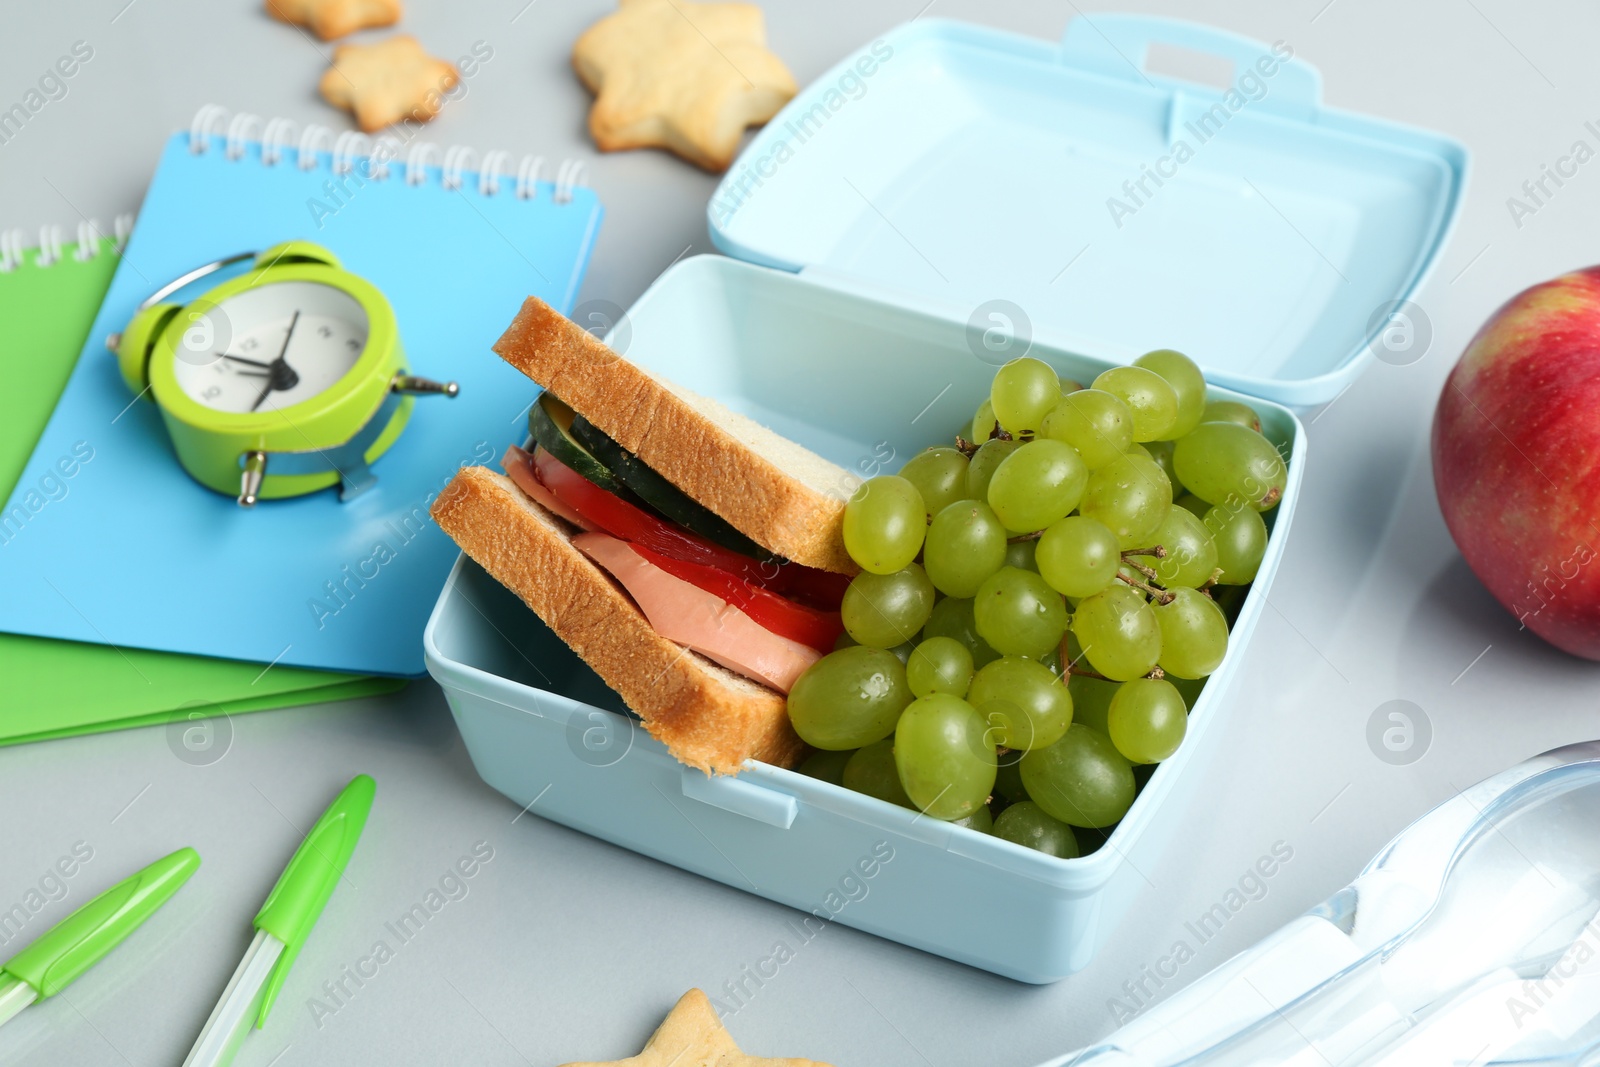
[503,444,592,530]
[572,531,822,693]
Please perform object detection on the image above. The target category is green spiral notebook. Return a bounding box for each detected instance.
[0,220,401,745]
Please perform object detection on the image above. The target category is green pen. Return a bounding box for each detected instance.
[182,774,374,1067]
[0,847,201,1027]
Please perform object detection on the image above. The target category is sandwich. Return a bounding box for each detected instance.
[431,297,859,774]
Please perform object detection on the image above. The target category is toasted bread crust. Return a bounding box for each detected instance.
[492,297,857,575]
[431,465,807,774]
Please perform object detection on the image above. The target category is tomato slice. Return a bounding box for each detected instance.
[768,563,851,612]
[626,541,843,653]
[532,447,848,609]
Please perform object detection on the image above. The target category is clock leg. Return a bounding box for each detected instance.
[238,451,268,507]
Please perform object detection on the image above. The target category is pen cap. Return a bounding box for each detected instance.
[0,847,200,998]
[253,774,375,1028]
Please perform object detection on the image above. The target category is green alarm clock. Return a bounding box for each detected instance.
[109,240,457,507]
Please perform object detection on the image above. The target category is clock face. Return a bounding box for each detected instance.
[171,280,370,415]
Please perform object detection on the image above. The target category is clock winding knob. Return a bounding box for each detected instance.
[391,374,459,398]
[238,451,268,508]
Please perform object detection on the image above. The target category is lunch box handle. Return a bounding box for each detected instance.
[680,768,798,830]
[1059,14,1323,121]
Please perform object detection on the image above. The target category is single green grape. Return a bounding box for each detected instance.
[1066,673,1118,734]
[1071,584,1162,681]
[899,447,970,520]
[992,800,1080,857]
[843,475,926,574]
[843,740,913,808]
[1173,492,1210,517]
[1107,678,1188,763]
[1036,515,1121,598]
[971,398,998,443]
[786,646,913,750]
[1202,399,1261,433]
[968,655,1073,751]
[797,748,854,786]
[923,595,1001,669]
[991,357,1062,435]
[1154,587,1229,679]
[1172,423,1288,511]
[1039,389,1133,468]
[1144,439,1181,494]
[987,439,1088,534]
[1125,442,1151,459]
[1092,366,1179,442]
[1131,506,1218,589]
[893,694,997,820]
[1135,349,1207,438]
[1004,538,1038,572]
[1021,725,1136,828]
[924,499,1007,597]
[953,806,994,833]
[1078,453,1172,548]
[994,758,1029,802]
[906,636,974,698]
[842,564,936,648]
[1203,500,1269,584]
[966,438,1021,502]
[973,566,1070,658]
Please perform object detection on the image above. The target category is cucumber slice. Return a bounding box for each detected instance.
[570,415,773,560]
[528,392,618,490]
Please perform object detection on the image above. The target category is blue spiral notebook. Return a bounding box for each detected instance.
[0,109,602,676]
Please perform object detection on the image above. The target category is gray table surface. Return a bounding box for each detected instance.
[4,0,1600,1064]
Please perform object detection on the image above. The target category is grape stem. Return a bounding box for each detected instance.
[1122,546,1168,559]
[1058,634,1093,683]
[953,426,1030,456]
[1120,557,1162,583]
[1116,571,1176,604]
[1006,530,1045,544]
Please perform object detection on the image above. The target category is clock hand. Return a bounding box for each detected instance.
[251,311,303,412]
[272,310,300,370]
[219,354,273,369]
[249,377,275,412]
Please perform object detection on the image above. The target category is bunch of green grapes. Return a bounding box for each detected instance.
[788,351,1287,857]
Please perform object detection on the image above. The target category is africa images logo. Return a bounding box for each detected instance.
[1104,40,1296,229]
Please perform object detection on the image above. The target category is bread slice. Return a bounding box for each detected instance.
[431,464,807,774]
[492,296,858,575]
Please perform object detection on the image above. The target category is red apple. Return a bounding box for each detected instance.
[1433,265,1600,658]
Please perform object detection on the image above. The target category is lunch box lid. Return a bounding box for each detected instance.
[707,13,1469,407]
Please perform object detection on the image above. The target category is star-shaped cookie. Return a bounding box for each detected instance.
[558,989,833,1067]
[573,0,798,172]
[266,0,401,40]
[319,35,459,133]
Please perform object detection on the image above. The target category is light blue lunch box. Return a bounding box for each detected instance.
[423,14,1467,982]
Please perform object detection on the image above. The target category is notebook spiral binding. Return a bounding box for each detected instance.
[0,215,133,274]
[187,105,589,206]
